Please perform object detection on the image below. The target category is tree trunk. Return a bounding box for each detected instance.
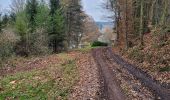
[160,0,168,26]
[125,0,128,49]
[149,0,156,28]
[140,0,144,46]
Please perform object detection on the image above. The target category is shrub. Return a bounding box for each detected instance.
[29,29,51,55]
[0,41,13,61]
[0,30,18,61]
[91,41,108,47]
[14,29,51,56]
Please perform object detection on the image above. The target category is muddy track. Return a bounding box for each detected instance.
[92,48,126,100]
[92,47,170,100]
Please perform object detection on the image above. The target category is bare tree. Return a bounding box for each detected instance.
[10,0,26,14]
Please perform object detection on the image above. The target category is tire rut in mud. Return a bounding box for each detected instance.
[99,47,170,100]
[92,48,126,100]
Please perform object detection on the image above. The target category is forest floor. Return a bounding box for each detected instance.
[114,33,170,85]
[93,47,170,100]
[0,49,101,99]
[0,52,79,99]
[110,32,170,100]
[0,38,169,99]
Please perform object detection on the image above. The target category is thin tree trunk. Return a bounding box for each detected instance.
[0,14,1,32]
[140,0,144,46]
[149,0,156,28]
[160,0,168,26]
[125,0,128,49]
[160,0,169,38]
[115,1,120,46]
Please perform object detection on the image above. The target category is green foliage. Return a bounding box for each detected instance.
[0,0,77,57]
[26,0,38,32]
[35,1,49,29]
[49,10,65,35]
[49,0,60,15]
[2,14,9,27]
[66,0,84,48]
[49,0,65,52]
[15,11,28,37]
[91,41,108,47]
[159,66,170,72]
[14,1,51,56]
[9,13,16,23]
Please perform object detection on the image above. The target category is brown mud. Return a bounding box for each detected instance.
[92,47,170,100]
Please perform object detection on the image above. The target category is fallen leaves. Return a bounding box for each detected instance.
[0,54,67,76]
[9,81,17,84]
[69,52,100,100]
[112,34,170,85]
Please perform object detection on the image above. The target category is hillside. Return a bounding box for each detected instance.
[0,0,170,99]
[95,22,114,32]
[114,32,170,84]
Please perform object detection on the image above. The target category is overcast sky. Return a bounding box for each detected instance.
[81,0,114,22]
[0,0,11,12]
[0,0,114,22]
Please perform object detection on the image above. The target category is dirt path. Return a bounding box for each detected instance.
[92,47,170,100]
[1,48,169,99]
[92,48,126,100]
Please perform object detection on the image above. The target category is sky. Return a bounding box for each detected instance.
[0,0,114,22]
[81,0,114,22]
[0,0,11,12]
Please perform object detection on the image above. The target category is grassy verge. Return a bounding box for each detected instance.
[74,46,100,53]
[0,54,78,100]
[75,47,92,53]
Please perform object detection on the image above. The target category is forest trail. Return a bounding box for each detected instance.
[1,48,170,99]
[92,47,170,100]
[92,48,126,100]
